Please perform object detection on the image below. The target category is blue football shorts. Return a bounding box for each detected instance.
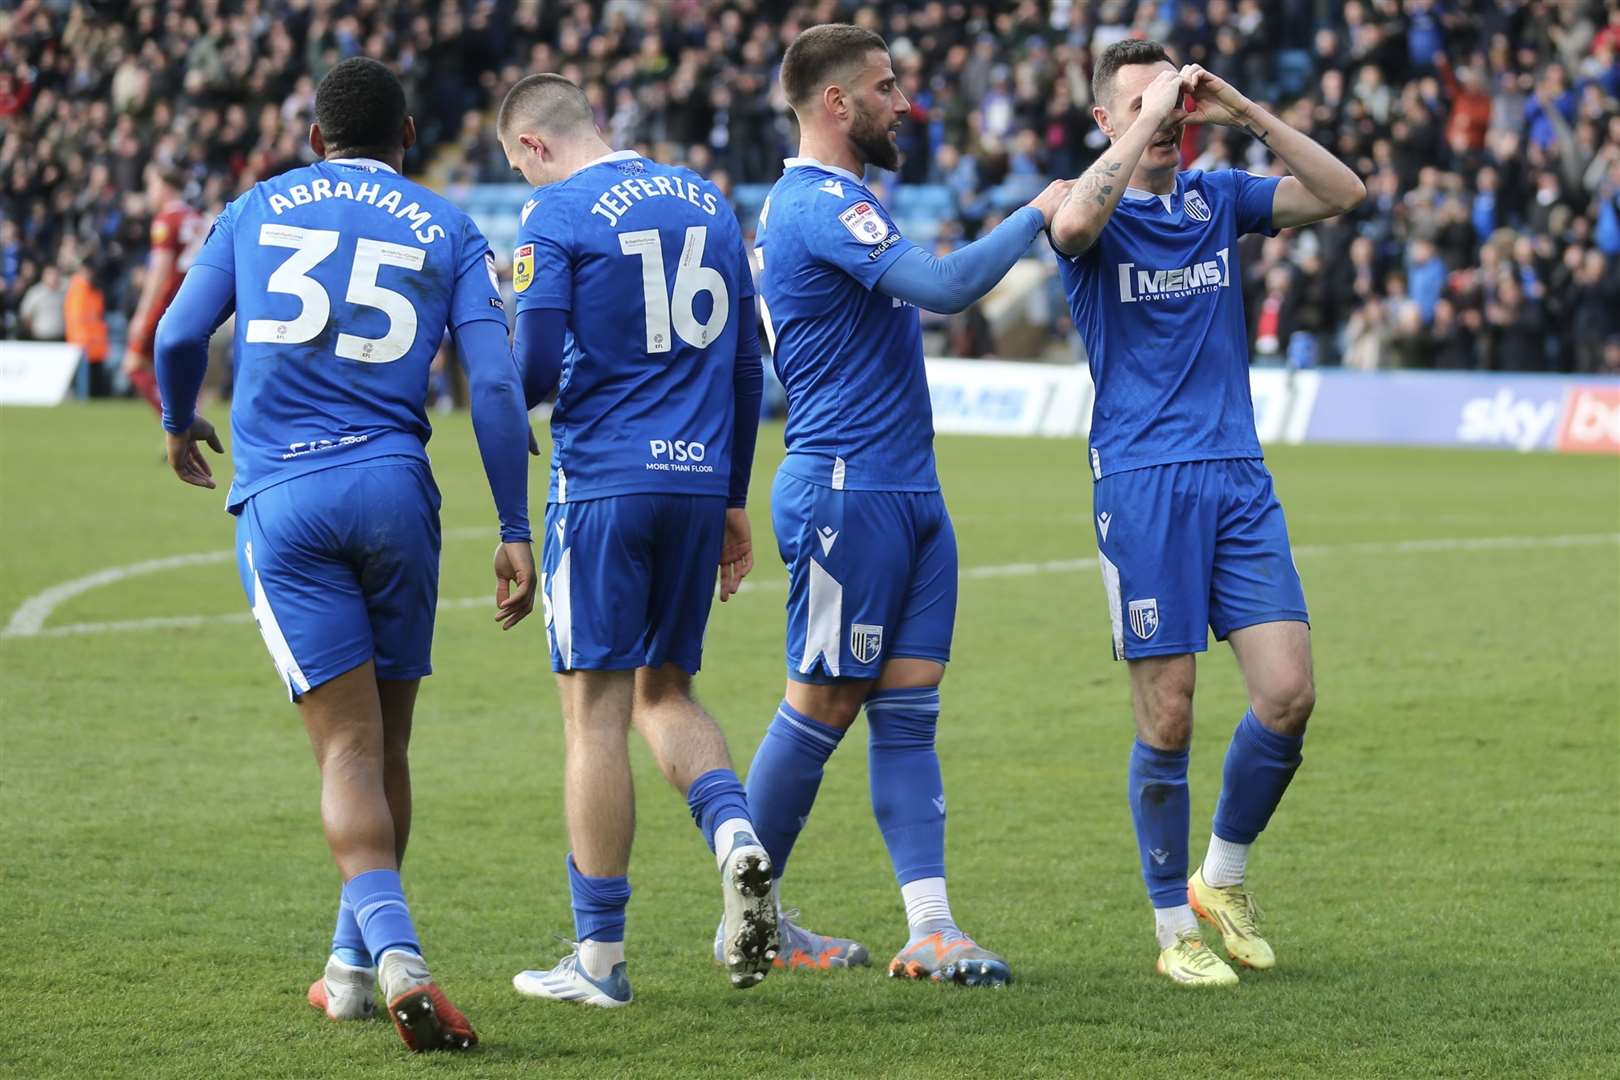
[234,457,442,699]
[772,471,957,683]
[541,493,726,675]
[1091,458,1309,661]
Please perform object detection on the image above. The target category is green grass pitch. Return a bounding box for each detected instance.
[2,402,1616,1079]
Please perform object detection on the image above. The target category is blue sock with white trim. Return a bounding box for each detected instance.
[1128,739,1191,909]
[341,868,421,963]
[686,767,753,853]
[865,687,947,886]
[744,700,845,879]
[331,894,372,968]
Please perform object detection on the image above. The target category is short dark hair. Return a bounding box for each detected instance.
[1092,39,1173,109]
[314,57,407,157]
[498,72,595,138]
[779,24,889,109]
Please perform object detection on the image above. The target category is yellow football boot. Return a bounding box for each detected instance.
[1155,931,1239,987]
[1187,867,1276,970]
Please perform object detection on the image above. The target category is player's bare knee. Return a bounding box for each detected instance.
[784,680,866,730]
[1254,673,1315,735]
[1137,696,1194,749]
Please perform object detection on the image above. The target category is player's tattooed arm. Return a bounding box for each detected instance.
[1051,68,1187,256]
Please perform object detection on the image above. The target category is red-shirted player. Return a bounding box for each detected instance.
[124,165,204,414]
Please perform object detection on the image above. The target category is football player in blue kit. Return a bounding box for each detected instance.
[741,25,1071,987]
[495,74,775,1007]
[154,58,535,1051]
[1049,40,1365,986]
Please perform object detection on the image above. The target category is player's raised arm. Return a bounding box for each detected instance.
[875,179,1071,314]
[1050,68,1190,257]
[1179,64,1366,229]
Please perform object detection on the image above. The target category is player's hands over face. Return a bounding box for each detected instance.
[1026,178,1075,225]
[1180,64,1254,128]
[718,507,753,603]
[493,540,536,630]
[165,416,224,489]
[1140,69,1192,131]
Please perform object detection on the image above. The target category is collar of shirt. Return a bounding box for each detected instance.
[1123,185,1175,212]
[784,156,863,184]
[328,157,397,174]
[570,149,640,179]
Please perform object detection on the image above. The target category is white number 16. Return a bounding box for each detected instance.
[618,225,729,355]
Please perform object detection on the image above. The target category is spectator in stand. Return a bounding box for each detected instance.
[4,0,1620,373]
[19,262,66,341]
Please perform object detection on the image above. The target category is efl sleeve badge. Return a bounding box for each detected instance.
[838,201,891,245]
[512,243,534,293]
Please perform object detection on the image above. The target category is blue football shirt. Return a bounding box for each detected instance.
[1054,168,1281,479]
[513,151,754,504]
[194,158,506,510]
[755,157,936,492]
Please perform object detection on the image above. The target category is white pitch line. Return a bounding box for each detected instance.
[0,525,497,640]
[4,532,1616,642]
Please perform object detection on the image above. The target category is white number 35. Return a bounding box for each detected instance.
[245,223,426,364]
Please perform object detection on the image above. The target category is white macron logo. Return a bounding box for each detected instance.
[1097,512,1112,542]
[817,526,838,556]
[520,198,539,225]
[931,795,947,815]
[1150,848,1170,865]
[1118,247,1230,303]
[819,178,845,197]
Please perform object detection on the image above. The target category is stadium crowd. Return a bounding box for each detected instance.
[3,0,1620,374]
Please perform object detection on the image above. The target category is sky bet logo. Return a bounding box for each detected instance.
[1117,246,1230,303]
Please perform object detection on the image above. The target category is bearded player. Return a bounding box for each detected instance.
[738,24,1069,986]
[1049,40,1364,986]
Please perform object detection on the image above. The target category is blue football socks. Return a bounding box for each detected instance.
[331,893,371,968]
[744,700,846,878]
[567,853,632,944]
[1212,709,1305,844]
[686,767,753,852]
[1128,739,1191,909]
[341,868,421,962]
[866,687,947,885]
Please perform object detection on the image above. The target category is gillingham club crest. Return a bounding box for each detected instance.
[1128,598,1160,641]
[850,623,884,665]
[1183,189,1211,222]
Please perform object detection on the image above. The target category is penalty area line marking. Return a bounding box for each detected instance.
[4,531,1616,642]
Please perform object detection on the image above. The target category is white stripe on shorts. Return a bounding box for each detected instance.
[800,557,843,677]
[553,546,574,669]
[1098,550,1125,662]
[244,541,311,700]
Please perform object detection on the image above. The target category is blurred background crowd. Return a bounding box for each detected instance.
[4,0,1619,383]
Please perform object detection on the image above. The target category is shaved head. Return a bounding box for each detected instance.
[498,73,595,139]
